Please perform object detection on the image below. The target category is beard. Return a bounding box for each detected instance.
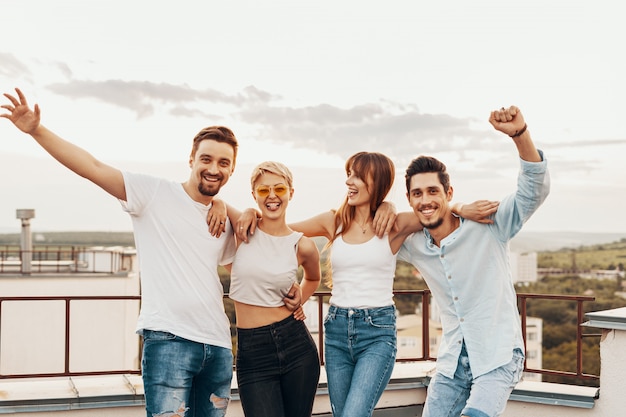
[198,181,221,197]
[420,217,444,230]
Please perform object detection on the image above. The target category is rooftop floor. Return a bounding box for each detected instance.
[0,361,599,417]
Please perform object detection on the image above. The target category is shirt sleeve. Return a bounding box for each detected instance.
[120,171,160,216]
[397,235,413,264]
[219,221,237,266]
[491,150,550,241]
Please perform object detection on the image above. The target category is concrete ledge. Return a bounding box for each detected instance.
[583,307,626,331]
[0,363,600,415]
[509,380,599,409]
[0,375,144,414]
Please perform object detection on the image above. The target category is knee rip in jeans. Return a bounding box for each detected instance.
[210,393,230,409]
[153,401,189,417]
[152,394,229,416]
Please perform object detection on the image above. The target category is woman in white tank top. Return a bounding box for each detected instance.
[286,152,418,417]
[224,161,321,417]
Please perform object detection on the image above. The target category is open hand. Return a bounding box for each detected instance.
[1,88,41,134]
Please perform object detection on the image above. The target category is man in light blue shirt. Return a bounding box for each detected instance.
[398,106,549,417]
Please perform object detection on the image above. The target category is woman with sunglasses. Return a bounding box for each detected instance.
[225,161,321,417]
[232,152,496,417]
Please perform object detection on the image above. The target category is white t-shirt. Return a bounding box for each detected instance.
[121,172,236,349]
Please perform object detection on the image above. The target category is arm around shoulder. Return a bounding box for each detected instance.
[289,210,336,239]
[389,212,422,254]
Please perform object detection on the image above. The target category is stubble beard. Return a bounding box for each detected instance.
[420,217,444,230]
[198,182,221,197]
[414,204,444,230]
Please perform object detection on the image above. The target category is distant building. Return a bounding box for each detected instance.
[579,269,625,280]
[523,316,543,382]
[510,251,538,284]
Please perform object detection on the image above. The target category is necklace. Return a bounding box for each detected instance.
[356,217,370,234]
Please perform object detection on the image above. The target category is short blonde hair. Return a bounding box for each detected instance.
[250,161,294,189]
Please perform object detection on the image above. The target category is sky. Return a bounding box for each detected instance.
[1,0,625,235]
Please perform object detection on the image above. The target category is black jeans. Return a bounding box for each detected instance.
[236,315,320,417]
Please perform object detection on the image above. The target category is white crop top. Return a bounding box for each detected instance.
[329,235,397,308]
[229,229,303,307]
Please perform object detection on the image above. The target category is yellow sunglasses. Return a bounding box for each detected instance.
[255,184,289,197]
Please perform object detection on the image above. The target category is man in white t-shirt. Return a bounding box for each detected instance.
[2,87,298,417]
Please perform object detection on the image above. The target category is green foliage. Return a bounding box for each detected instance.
[542,339,600,386]
[518,275,626,386]
[538,240,626,271]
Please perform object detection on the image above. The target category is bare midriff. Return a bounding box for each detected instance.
[234,301,292,329]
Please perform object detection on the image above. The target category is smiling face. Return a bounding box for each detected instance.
[406,172,454,230]
[345,166,372,209]
[188,139,235,201]
[253,172,293,220]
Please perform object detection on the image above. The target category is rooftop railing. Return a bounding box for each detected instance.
[0,291,599,383]
[0,245,134,274]
[518,292,600,382]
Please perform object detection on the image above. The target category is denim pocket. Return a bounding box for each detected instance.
[507,348,525,387]
[238,331,273,351]
[142,330,176,341]
[366,312,396,329]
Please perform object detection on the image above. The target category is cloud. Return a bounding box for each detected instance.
[238,99,505,163]
[44,80,276,118]
[53,61,73,79]
[169,105,225,120]
[36,79,624,181]
[543,138,626,148]
[0,53,31,79]
[40,79,505,162]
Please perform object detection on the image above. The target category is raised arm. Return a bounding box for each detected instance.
[489,105,541,162]
[1,88,126,200]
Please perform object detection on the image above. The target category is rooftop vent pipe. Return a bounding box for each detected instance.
[16,209,35,275]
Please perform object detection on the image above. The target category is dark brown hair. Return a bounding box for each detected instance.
[405,155,450,193]
[191,126,239,163]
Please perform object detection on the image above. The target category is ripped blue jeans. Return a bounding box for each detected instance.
[141,330,233,417]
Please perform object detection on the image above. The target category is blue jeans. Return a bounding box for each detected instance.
[141,330,233,417]
[423,342,524,417]
[236,315,320,417]
[323,305,397,417]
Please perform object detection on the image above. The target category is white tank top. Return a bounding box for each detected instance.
[229,229,303,307]
[329,235,397,308]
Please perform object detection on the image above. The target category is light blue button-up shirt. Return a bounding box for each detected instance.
[398,151,549,378]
